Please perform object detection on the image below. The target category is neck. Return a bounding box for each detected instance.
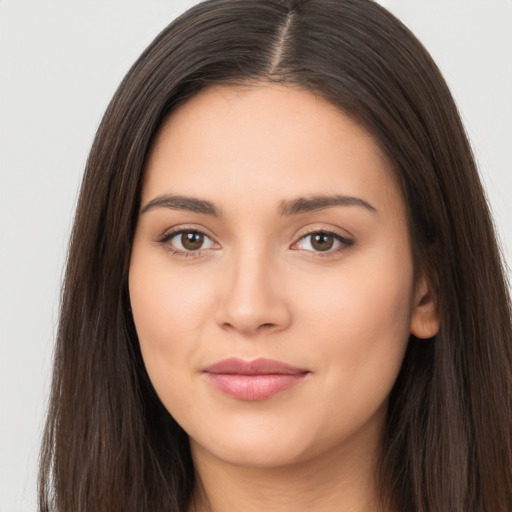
[188,436,385,512]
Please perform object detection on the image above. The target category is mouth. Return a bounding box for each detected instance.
[202,357,310,401]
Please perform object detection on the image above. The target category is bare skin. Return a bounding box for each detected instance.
[189,422,381,512]
[129,84,439,512]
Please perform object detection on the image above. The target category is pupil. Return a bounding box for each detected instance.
[311,233,333,251]
[182,231,204,250]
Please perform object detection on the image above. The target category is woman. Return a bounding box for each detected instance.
[39,0,512,511]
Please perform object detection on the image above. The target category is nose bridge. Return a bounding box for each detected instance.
[216,240,290,334]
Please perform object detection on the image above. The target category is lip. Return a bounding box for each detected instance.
[203,357,309,401]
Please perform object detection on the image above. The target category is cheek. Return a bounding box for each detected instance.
[129,235,220,335]
[128,251,216,404]
[284,252,414,445]
[131,272,210,340]
[292,246,414,390]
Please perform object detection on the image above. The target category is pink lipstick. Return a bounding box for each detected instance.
[203,358,309,401]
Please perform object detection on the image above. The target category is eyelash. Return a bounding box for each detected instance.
[157,228,354,257]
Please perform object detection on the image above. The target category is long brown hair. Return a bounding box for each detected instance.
[39,1,512,511]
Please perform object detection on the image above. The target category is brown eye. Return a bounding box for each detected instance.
[181,231,204,251]
[163,229,217,254]
[311,233,334,251]
[293,230,353,254]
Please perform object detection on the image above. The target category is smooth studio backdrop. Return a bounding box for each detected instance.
[1,1,511,510]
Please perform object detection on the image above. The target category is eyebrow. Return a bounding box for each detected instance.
[141,194,220,216]
[278,195,377,216]
[140,193,377,217]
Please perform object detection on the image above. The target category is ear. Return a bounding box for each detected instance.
[410,272,440,339]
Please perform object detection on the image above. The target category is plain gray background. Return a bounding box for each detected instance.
[1,1,511,510]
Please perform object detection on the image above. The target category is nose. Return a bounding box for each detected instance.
[214,247,292,336]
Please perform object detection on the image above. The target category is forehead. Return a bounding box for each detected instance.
[143,84,402,215]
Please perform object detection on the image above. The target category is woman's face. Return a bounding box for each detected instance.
[129,84,435,469]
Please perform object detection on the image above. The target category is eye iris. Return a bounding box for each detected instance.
[311,233,334,251]
[181,231,204,250]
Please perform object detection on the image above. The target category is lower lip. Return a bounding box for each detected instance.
[205,373,307,400]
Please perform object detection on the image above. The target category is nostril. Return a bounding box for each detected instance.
[221,321,277,333]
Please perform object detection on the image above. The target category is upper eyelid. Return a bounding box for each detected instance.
[292,231,353,248]
[158,225,217,242]
[293,225,354,242]
[299,231,351,242]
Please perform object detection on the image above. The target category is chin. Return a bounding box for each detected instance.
[192,436,310,469]
[188,415,329,469]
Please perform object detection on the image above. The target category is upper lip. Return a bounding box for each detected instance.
[203,357,309,375]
